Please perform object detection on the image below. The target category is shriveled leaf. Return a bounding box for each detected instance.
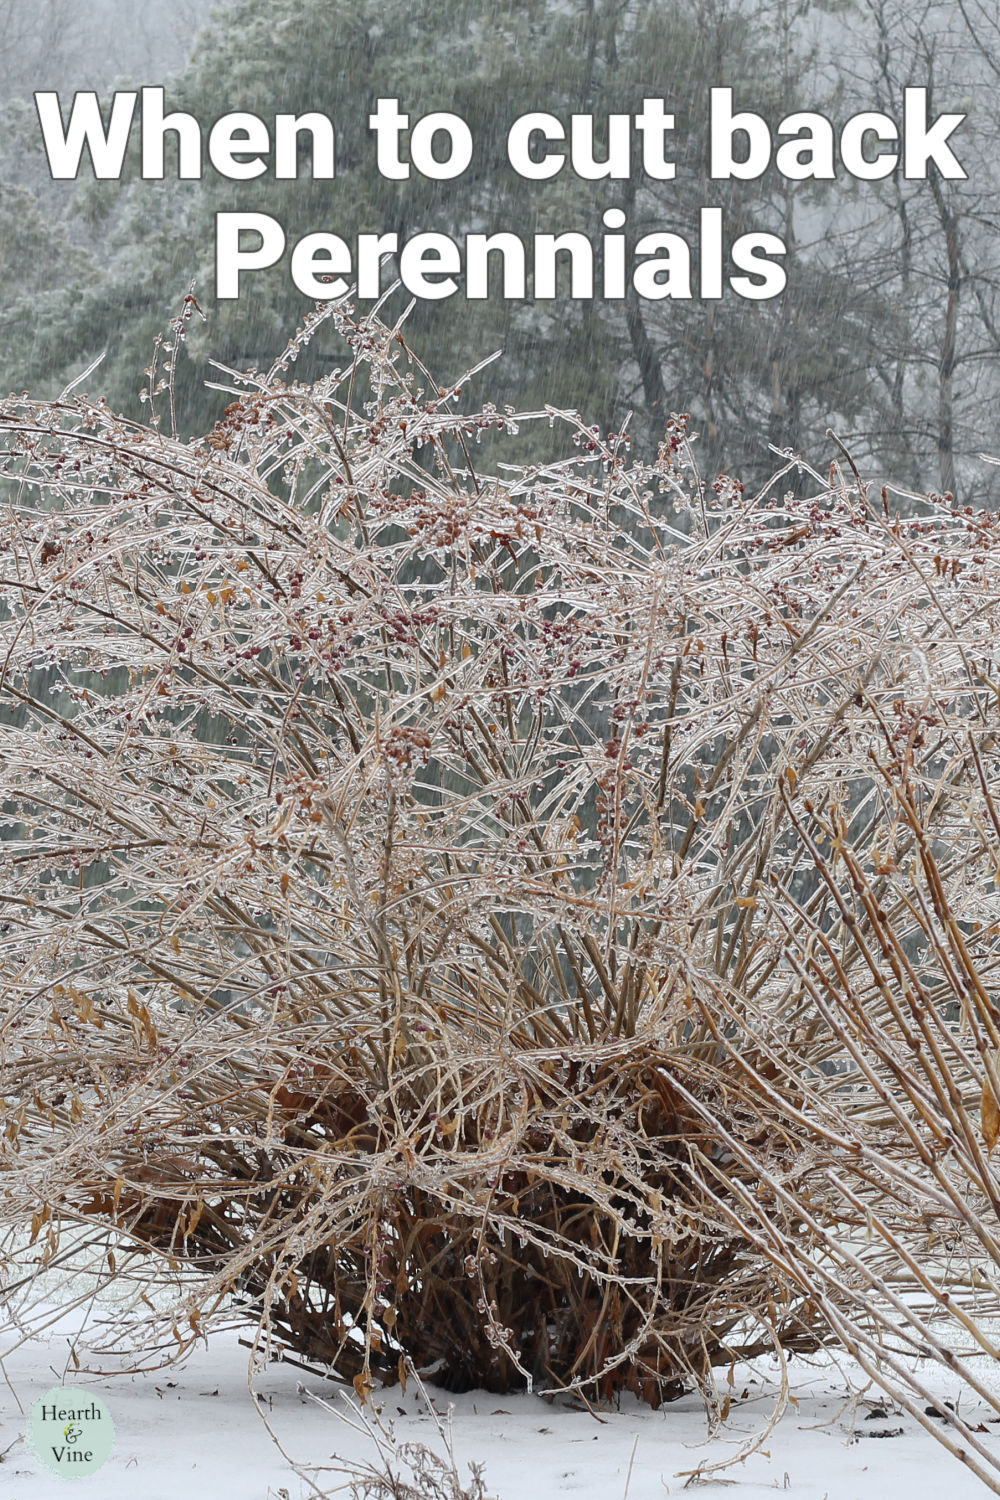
[983,1077,1000,1153]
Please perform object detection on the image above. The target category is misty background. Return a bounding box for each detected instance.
[0,0,998,500]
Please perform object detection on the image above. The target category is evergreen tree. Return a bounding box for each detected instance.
[1,0,992,494]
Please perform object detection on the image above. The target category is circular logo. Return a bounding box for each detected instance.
[28,1387,114,1480]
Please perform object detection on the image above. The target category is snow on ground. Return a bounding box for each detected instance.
[2,1304,1000,1498]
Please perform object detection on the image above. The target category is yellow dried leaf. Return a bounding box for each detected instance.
[73,991,96,1023]
[983,1077,1000,1153]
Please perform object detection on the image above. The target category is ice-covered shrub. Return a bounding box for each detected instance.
[4,301,1000,1487]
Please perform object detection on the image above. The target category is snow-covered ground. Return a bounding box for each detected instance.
[2,1304,999,1498]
